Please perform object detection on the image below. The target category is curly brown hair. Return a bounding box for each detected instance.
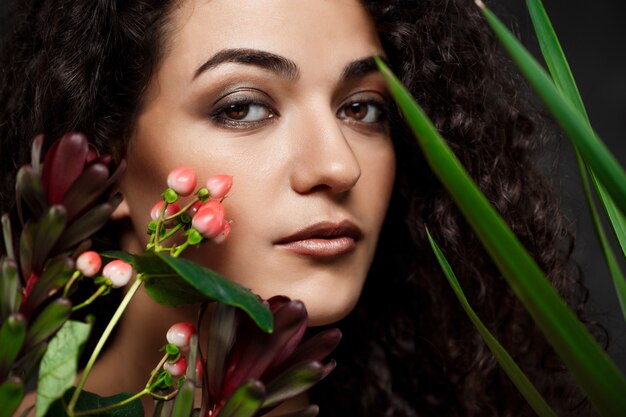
[0,0,595,416]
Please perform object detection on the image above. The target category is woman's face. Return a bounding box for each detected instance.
[119,0,396,325]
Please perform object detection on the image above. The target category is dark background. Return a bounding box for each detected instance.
[1,0,625,368]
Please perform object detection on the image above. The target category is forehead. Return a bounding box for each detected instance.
[162,0,382,80]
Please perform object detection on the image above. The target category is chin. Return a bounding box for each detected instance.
[295,285,362,327]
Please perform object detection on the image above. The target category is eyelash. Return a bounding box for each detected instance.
[209,96,389,130]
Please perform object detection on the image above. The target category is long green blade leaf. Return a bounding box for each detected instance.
[526,0,626,323]
[476,1,626,219]
[374,56,626,416]
[426,229,557,417]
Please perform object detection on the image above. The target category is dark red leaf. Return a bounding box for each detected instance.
[41,133,89,205]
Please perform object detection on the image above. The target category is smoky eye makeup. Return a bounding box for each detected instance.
[205,86,279,130]
[336,92,390,133]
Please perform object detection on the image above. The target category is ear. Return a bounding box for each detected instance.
[111,196,131,220]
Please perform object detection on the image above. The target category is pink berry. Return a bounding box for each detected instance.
[76,251,102,277]
[102,260,133,288]
[186,200,203,217]
[213,220,231,244]
[167,167,198,196]
[205,174,232,199]
[191,201,225,239]
[150,201,181,225]
[164,356,187,377]
[166,322,196,348]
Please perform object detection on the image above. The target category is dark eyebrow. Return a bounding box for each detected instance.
[193,48,299,81]
[340,56,389,82]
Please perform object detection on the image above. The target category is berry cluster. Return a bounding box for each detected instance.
[148,167,233,256]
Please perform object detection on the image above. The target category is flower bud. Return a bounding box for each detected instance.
[213,220,231,244]
[102,260,133,288]
[167,321,196,348]
[205,174,232,199]
[191,201,225,239]
[167,167,198,196]
[164,356,187,377]
[150,201,181,225]
[76,251,102,277]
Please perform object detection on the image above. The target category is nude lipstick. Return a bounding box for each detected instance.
[274,220,363,258]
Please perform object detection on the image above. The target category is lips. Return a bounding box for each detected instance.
[274,220,363,258]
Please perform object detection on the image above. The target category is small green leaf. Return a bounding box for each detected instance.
[57,199,120,251]
[427,229,557,417]
[16,165,48,220]
[0,256,21,320]
[45,388,144,417]
[272,405,319,417]
[36,320,92,417]
[24,298,71,351]
[218,380,265,417]
[29,205,68,275]
[1,213,15,261]
[0,377,24,417]
[102,250,134,263]
[263,362,329,408]
[135,251,273,333]
[0,313,26,381]
[171,379,195,417]
[21,257,74,315]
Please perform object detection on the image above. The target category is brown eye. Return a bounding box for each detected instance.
[338,100,385,124]
[224,103,250,120]
[345,103,368,120]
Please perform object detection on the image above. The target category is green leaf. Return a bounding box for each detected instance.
[0,313,26,381]
[218,380,265,417]
[36,320,92,417]
[16,165,48,220]
[0,256,21,321]
[0,377,24,417]
[135,251,273,333]
[171,379,195,417]
[374,56,626,416]
[57,199,120,252]
[21,257,74,315]
[272,406,319,417]
[1,213,15,261]
[525,0,626,322]
[263,361,331,408]
[426,229,557,417]
[24,298,71,351]
[477,2,626,219]
[27,205,67,276]
[101,251,134,263]
[45,388,144,417]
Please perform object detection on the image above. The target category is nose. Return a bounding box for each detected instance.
[289,109,361,196]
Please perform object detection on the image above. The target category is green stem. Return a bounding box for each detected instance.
[146,353,170,388]
[171,241,190,258]
[159,223,185,242]
[163,197,200,222]
[67,276,144,415]
[73,388,149,416]
[71,285,107,311]
[63,271,83,298]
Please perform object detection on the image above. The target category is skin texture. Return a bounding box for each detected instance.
[117,0,395,326]
[77,0,395,413]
